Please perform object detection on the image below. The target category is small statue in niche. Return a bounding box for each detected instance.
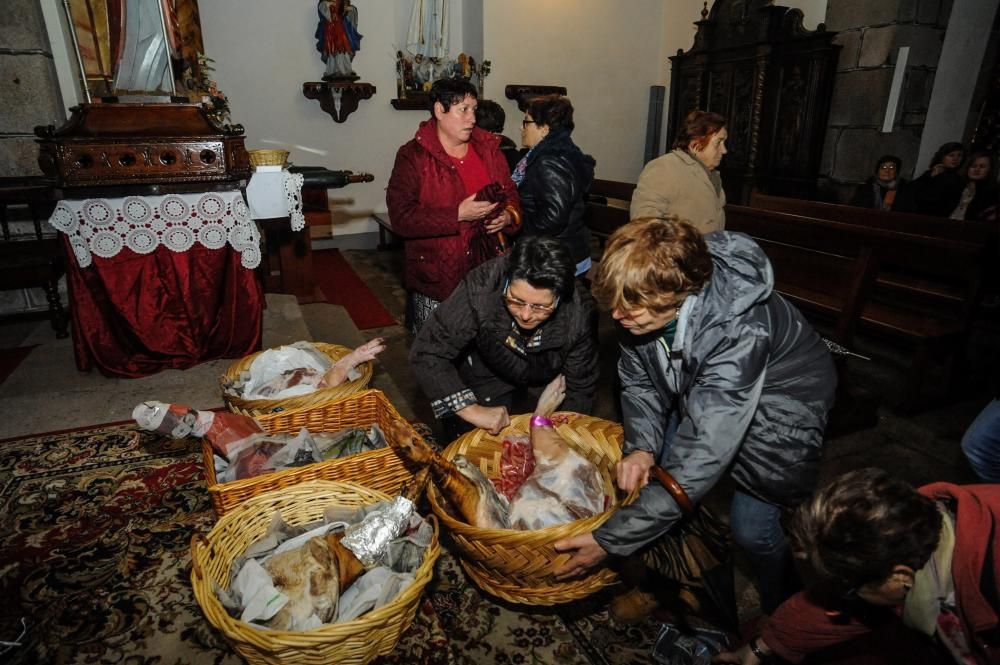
[452,52,472,80]
[395,50,414,98]
[316,0,362,81]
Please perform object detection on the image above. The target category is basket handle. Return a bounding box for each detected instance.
[189,532,210,580]
[650,466,695,517]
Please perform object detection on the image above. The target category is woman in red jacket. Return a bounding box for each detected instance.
[387,79,521,333]
[716,468,1000,665]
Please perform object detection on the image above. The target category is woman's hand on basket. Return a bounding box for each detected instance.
[617,450,655,492]
[458,193,499,221]
[552,532,608,580]
[457,404,510,435]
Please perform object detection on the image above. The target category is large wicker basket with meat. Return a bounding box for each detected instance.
[190,480,440,665]
[426,412,629,605]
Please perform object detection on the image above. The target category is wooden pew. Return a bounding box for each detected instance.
[749,190,997,247]
[582,181,988,409]
[726,204,986,406]
[585,179,634,244]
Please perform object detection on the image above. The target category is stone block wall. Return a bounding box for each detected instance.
[820,0,951,201]
[0,0,65,178]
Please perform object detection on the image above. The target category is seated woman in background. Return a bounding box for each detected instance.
[387,79,521,334]
[948,151,998,221]
[912,141,965,217]
[513,95,596,279]
[410,235,597,440]
[849,154,912,212]
[630,109,727,233]
[716,468,1000,665]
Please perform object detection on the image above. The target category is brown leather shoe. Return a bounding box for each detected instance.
[609,587,660,623]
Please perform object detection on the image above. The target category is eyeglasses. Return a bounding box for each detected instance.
[878,163,898,171]
[503,285,558,314]
[522,119,537,128]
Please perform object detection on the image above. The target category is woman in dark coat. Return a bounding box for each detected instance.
[387,79,521,333]
[513,95,596,278]
[912,141,966,217]
[409,235,598,439]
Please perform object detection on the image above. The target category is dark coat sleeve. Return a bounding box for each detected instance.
[595,327,770,556]
[408,278,482,404]
[520,153,577,236]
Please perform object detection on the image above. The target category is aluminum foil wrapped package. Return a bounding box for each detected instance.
[341,497,414,567]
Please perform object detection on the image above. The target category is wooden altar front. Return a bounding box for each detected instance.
[666,0,840,203]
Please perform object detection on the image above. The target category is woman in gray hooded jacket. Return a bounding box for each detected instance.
[554,217,837,618]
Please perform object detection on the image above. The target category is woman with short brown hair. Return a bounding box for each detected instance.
[629,110,728,233]
[554,217,836,621]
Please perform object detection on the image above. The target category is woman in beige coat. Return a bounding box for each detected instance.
[629,110,728,234]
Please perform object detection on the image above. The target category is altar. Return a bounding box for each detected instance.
[49,190,263,377]
[35,101,264,378]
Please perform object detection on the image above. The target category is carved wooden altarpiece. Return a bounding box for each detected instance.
[667,0,840,203]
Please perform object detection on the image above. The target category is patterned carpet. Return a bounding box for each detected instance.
[0,423,666,664]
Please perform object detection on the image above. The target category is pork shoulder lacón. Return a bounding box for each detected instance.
[507,375,605,530]
[385,420,510,529]
[264,532,365,631]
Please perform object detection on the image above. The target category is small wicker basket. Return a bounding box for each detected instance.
[190,480,440,665]
[248,148,289,167]
[203,389,418,517]
[426,413,629,605]
[221,342,373,417]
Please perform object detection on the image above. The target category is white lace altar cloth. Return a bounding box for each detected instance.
[246,170,306,231]
[49,191,261,269]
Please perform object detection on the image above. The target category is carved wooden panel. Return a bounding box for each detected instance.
[34,102,251,190]
[53,141,226,183]
[666,0,840,202]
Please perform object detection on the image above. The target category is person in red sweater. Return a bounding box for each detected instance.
[715,468,1000,664]
[387,79,521,334]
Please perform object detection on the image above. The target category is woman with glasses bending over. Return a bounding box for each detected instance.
[513,95,596,280]
[410,235,598,440]
[387,79,522,334]
[553,218,836,621]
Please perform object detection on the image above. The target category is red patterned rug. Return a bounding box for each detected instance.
[0,422,665,664]
[313,249,399,330]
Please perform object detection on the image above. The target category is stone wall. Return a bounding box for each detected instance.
[819,0,952,200]
[0,0,65,178]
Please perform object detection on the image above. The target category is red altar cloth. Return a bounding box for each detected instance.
[63,237,263,378]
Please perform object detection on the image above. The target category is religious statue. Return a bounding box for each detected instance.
[451,52,472,80]
[110,0,182,94]
[406,0,449,59]
[315,0,362,81]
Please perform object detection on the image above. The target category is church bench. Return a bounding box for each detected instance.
[726,204,986,406]
[748,190,997,245]
[584,179,634,243]
[0,178,68,338]
[746,190,994,330]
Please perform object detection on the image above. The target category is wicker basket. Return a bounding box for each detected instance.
[221,342,373,417]
[248,148,290,167]
[203,389,418,517]
[190,480,440,665]
[426,413,629,605]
